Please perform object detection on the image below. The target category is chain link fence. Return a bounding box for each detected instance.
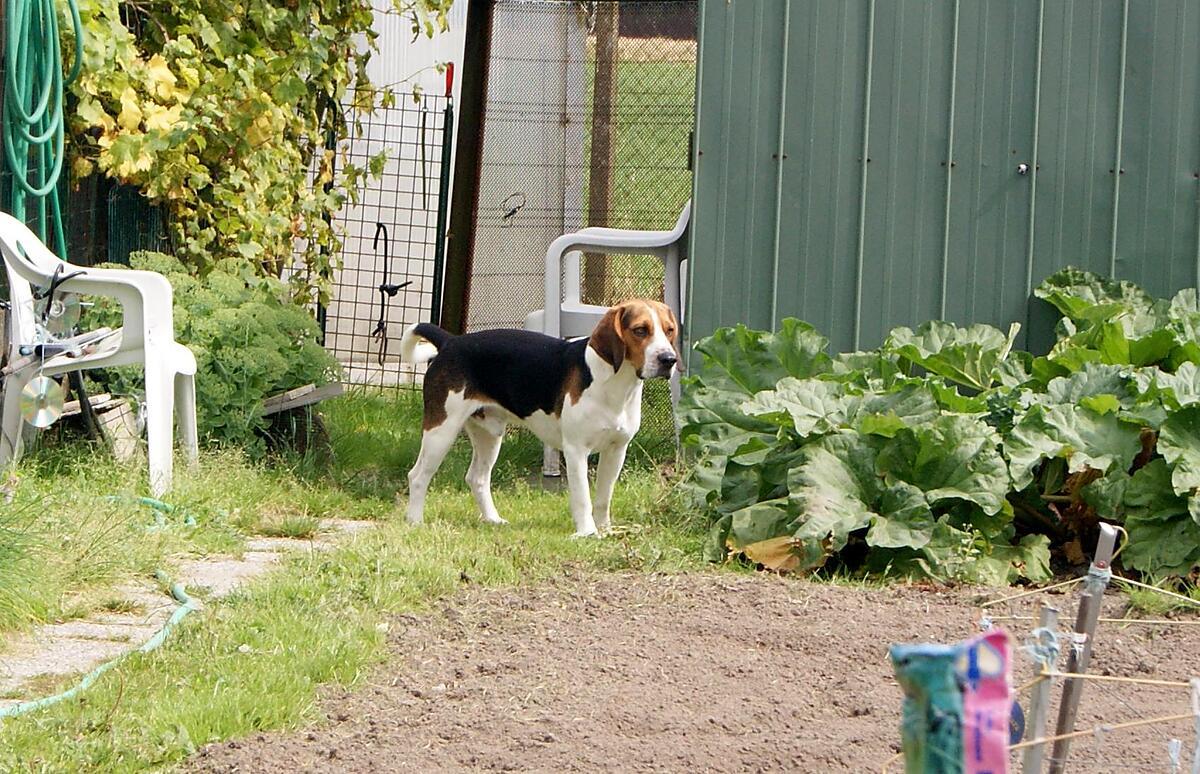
[461,0,696,450]
[464,0,696,331]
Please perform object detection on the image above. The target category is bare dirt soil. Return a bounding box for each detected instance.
[187,572,1200,773]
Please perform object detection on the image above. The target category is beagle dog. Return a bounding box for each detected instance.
[398,299,682,537]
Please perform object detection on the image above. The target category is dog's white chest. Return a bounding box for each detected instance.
[519,410,564,448]
[561,382,642,451]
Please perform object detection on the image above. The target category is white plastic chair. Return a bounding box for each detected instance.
[0,211,198,495]
[524,200,690,475]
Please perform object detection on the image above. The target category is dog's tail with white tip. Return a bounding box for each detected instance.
[399,323,451,365]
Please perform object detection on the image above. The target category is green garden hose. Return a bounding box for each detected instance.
[0,6,203,723]
[0,569,196,720]
[3,0,83,256]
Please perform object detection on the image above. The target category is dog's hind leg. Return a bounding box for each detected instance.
[406,400,471,525]
[464,412,507,525]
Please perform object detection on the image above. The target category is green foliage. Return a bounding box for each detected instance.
[64,0,453,302]
[86,251,339,453]
[681,266,1200,581]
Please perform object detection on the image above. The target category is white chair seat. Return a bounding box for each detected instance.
[525,201,691,475]
[0,212,198,495]
[523,301,608,340]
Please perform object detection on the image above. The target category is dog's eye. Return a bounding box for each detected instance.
[634,326,650,337]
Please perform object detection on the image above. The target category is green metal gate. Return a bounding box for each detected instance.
[688,0,1200,356]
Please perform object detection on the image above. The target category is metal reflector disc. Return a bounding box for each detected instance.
[20,376,64,428]
[45,293,82,336]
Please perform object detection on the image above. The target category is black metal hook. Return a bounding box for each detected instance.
[371,222,412,366]
[500,192,527,228]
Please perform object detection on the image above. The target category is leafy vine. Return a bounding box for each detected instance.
[64,0,453,302]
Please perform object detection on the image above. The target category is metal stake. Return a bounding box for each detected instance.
[1022,603,1060,773]
[1047,523,1119,773]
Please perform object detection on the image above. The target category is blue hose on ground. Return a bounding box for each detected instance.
[0,570,196,720]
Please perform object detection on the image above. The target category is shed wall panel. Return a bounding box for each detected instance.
[690,0,1200,358]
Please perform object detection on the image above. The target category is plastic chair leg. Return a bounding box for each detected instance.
[175,372,199,467]
[0,371,32,468]
[542,444,561,477]
[144,364,176,496]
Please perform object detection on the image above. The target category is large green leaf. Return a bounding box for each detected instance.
[1078,464,1199,574]
[1051,317,1176,368]
[929,382,989,413]
[876,414,1010,515]
[692,319,832,394]
[918,522,1051,584]
[852,382,941,433]
[740,377,940,441]
[867,481,936,549]
[830,349,904,390]
[678,383,783,517]
[740,378,854,437]
[728,499,794,547]
[1123,513,1200,576]
[1153,362,1200,409]
[1124,460,1188,522]
[787,431,936,560]
[1044,364,1135,405]
[1003,403,1142,490]
[1035,267,1158,322]
[787,432,879,553]
[1158,405,1200,495]
[885,321,1020,391]
[678,384,779,459]
[1079,470,1130,521]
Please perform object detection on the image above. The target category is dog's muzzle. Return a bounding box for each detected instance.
[642,351,677,379]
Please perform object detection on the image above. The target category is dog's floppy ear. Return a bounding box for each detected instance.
[590,305,626,371]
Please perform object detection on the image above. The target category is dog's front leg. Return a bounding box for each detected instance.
[593,441,629,535]
[563,443,598,538]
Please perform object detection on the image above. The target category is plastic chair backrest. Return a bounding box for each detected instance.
[0,213,65,349]
[671,200,691,257]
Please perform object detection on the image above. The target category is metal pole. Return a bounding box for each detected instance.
[430,65,455,327]
[1047,523,1119,774]
[1022,603,1060,774]
[851,0,875,351]
[583,0,619,304]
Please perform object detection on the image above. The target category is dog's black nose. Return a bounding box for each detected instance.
[657,352,678,368]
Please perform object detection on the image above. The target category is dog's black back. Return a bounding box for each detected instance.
[416,325,592,419]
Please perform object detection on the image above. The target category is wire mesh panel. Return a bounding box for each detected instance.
[323,90,452,386]
[462,0,696,446]
[464,0,697,331]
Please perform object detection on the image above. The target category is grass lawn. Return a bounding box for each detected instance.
[0,388,707,772]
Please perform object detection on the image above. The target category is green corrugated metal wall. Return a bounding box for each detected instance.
[688,0,1200,357]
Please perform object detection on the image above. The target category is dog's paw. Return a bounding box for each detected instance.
[569,529,600,540]
[482,515,509,526]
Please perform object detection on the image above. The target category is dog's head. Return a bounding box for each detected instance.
[590,299,684,380]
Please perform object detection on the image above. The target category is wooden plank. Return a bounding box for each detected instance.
[96,400,139,462]
[262,384,317,411]
[261,383,344,416]
[1021,603,1061,773]
[61,393,115,418]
